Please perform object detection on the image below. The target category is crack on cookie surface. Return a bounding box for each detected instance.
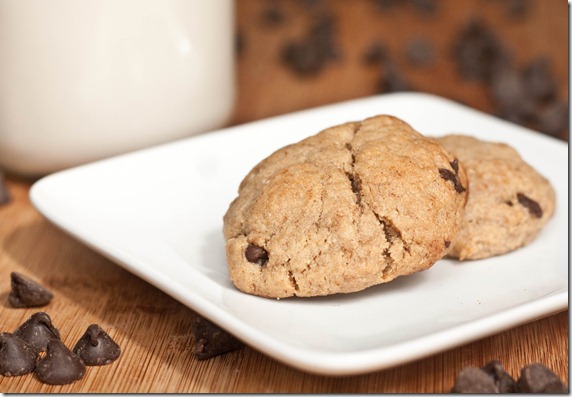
[381,248,395,278]
[288,271,299,293]
[344,142,363,208]
[345,171,362,206]
[346,127,409,280]
[376,215,409,278]
[378,217,401,243]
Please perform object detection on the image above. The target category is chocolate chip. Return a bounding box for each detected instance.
[517,193,543,218]
[482,360,518,393]
[191,315,243,360]
[280,13,341,77]
[444,240,451,248]
[523,57,557,103]
[379,61,412,93]
[405,38,435,67]
[452,18,510,81]
[282,40,324,76]
[261,2,286,26]
[245,244,269,265]
[372,0,398,12]
[439,168,466,194]
[235,30,245,57]
[13,312,61,353]
[363,41,388,65]
[452,366,499,393]
[535,100,569,138]
[517,363,568,393]
[504,0,531,18]
[9,272,54,308]
[450,159,459,174]
[73,324,121,366]
[0,172,10,206]
[35,339,86,385]
[488,61,538,127]
[298,0,323,7]
[0,332,38,376]
[409,0,438,15]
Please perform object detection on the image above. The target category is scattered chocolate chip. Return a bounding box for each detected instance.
[482,360,518,393]
[0,332,38,376]
[281,13,341,77]
[523,57,557,103]
[8,272,54,308]
[0,172,10,206]
[517,193,542,218]
[191,315,243,360]
[363,41,388,65]
[13,312,61,353]
[372,0,398,12]
[451,16,566,139]
[439,168,466,194]
[261,1,286,26]
[452,366,499,393]
[489,63,534,120]
[35,339,86,385]
[298,0,323,8]
[379,61,412,93]
[535,100,569,138]
[235,30,245,57]
[504,0,531,18]
[452,18,510,81]
[517,363,568,393]
[245,244,269,265]
[405,38,435,67]
[282,40,324,76]
[453,361,568,394]
[505,200,514,206]
[73,324,121,366]
[444,240,451,248]
[409,0,438,15]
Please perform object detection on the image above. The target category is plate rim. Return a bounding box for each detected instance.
[29,92,569,376]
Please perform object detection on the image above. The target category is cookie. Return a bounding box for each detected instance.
[223,115,468,298]
[436,134,555,260]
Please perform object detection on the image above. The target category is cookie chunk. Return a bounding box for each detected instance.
[223,115,468,298]
[436,135,555,260]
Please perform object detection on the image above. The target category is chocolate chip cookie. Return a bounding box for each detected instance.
[223,115,468,298]
[436,134,555,260]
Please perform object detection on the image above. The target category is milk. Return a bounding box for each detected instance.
[0,0,235,176]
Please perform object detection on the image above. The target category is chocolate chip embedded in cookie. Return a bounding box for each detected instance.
[223,115,468,298]
[436,134,556,260]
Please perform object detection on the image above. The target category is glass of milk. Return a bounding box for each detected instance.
[0,0,235,176]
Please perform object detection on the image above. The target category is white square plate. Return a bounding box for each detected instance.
[30,93,568,375]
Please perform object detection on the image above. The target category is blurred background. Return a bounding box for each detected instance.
[231,0,568,141]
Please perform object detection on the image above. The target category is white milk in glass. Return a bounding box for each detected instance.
[0,0,235,176]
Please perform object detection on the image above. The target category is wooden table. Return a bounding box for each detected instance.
[0,0,567,392]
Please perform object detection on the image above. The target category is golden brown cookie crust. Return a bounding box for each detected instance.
[224,115,468,298]
[436,134,556,260]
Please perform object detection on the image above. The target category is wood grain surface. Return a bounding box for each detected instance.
[0,0,568,393]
